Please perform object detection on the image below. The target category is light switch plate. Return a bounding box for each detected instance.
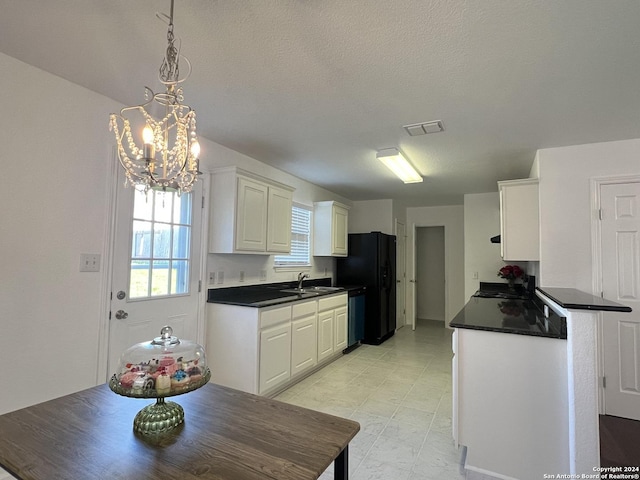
[80,253,101,272]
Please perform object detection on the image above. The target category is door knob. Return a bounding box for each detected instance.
[115,310,128,320]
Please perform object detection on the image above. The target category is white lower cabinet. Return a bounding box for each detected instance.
[291,316,318,376]
[317,310,335,362]
[334,306,348,351]
[207,293,346,396]
[291,300,318,376]
[317,295,348,362]
[259,322,292,393]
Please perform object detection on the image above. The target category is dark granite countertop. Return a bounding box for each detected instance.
[536,287,632,313]
[449,294,567,339]
[207,278,348,308]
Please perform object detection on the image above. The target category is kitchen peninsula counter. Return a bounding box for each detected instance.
[449,293,566,339]
[451,291,570,478]
[450,286,631,478]
[536,287,632,312]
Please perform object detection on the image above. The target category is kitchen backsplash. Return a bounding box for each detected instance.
[207,253,335,288]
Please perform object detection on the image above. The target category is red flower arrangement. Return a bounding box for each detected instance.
[497,265,524,280]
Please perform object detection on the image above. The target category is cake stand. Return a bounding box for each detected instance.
[108,326,211,436]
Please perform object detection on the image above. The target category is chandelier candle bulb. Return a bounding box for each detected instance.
[190,139,200,158]
[142,125,155,159]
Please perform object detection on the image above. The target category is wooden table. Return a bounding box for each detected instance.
[0,383,359,480]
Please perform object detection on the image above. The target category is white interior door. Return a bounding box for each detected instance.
[107,169,204,378]
[395,220,406,328]
[600,181,640,421]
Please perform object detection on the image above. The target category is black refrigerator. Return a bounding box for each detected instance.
[336,232,396,345]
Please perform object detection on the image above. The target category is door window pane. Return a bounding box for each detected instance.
[153,223,171,259]
[172,226,191,259]
[151,260,170,296]
[173,193,192,224]
[171,260,189,294]
[130,260,150,298]
[154,191,173,223]
[129,189,192,299]
[133,189,153,221]
[132,220,152,258]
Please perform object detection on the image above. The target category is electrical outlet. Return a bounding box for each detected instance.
[80,253,101,272]
[239,271,245,282]
[472,271,478,279]
[209,272,215,283]
[260,270,267,281]
[217,271,224,284]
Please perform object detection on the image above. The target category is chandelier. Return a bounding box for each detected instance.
[110,0,200,193]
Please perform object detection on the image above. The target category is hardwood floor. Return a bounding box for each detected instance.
[600,415,640,467]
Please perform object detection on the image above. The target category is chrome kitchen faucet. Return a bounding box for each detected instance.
[297,272,309,290]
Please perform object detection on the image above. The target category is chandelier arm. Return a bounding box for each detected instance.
[118,88,157,116]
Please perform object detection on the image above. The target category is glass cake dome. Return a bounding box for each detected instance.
[110,326,209,397]
[109,326,211,436]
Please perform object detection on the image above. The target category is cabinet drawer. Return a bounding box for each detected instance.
[318,294,347,312]
[292,300,317,319]
[260,305,292,329]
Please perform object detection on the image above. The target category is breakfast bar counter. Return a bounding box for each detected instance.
[449,293,567,339]
[0,383,359,480]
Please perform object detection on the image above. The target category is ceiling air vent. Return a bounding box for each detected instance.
[403,120,445,136]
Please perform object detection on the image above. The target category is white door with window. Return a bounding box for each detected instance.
[600,181,640,421]
[107,172,204,377]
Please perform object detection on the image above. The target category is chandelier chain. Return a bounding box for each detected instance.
[160,0,179,84]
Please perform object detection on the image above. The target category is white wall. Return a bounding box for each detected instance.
[463,192,504,299]
[349,199,394,235]
[416,227,445,321]
[0,53,122,414]
[406,205,465,325]
[200,140,351,288]
[537,138,640,290]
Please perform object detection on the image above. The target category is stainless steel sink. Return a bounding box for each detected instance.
[279,286,345,295]
[279,288,322,295]
[308,286,344,292]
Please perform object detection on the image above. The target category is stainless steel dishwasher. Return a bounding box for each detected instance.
[345,286,366,353]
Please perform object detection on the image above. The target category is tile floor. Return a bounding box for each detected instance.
[275,319,479,480]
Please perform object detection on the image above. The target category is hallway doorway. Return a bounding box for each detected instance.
[415,226,446,323]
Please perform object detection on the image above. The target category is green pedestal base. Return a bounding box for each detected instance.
[133,398,184,436]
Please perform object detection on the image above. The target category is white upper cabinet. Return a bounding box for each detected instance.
[266,185,294,253]
[498,178,540,261]
[236,176,269,251]
[209,167,294,254]
[313,201,350,257]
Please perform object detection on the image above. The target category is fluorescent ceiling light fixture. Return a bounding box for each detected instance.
[376,148,423,183]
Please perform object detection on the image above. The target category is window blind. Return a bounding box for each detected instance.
[274,205,311,266]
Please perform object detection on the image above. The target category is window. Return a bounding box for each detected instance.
[274,204,312,267]
[129,189,193,298]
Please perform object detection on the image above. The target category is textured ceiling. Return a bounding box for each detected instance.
[2,1,640,206]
